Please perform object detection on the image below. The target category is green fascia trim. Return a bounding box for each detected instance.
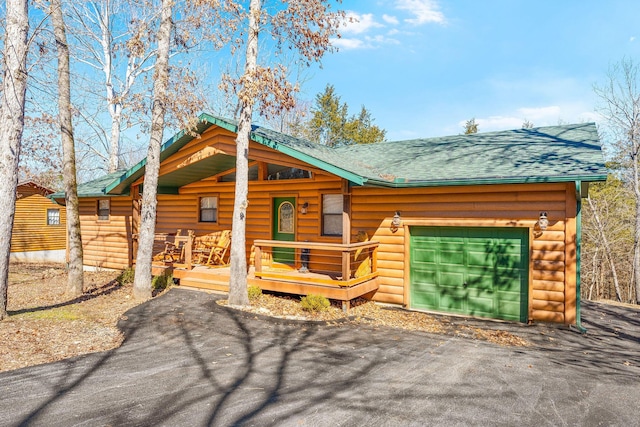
[364,173,608,188]
[198,112,238,133]
[574,180,586,332]
[200,113,366,185]
[104,113,366,195]
[104,114,219,195]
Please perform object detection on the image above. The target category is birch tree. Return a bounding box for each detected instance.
[65,0,165,173]
[221,0,345,306]
[63,0,207,177]
[0,0,29,319]
[132,0,173,300]
[51,0,84,296]
[594,58,640,304]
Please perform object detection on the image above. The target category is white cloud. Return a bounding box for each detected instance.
[331,37,365,50]
[340,12,384,35]
[382,14,399,25]
[631,36,636,42]
[332,11,402,50]
[395,0,445,25]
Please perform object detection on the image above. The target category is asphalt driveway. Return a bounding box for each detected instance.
[1,288,639,427]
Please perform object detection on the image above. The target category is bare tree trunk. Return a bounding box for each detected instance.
[108,107,122,172]
[98,1,121,173]
[588,197,623,301]
[52,0,84,296]
[228,0,260,307]
[635,158,640,303]
[588,247,598,300]
[132,0,172,300]
[0,0,29,319]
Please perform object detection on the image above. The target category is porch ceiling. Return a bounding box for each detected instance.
[156,153,237,193]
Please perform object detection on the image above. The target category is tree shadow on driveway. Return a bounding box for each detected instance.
[2,290,639,426]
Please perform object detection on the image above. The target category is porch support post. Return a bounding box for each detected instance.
[255,244,262,273]
[341,179,351,244]
[341,179,351,280]
[185,230,194,269]
[257,161,268,180]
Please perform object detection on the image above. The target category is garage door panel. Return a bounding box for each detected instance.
[439,291,465,312]
[410,226,528,322]
[467,295,495,317]
[414,248,436,264]
[441,250,464,266]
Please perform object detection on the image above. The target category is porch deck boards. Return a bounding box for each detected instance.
[156,264,379,303]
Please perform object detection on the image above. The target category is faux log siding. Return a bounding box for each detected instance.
[178,173,343,270]
[11,193,67,252]
[79,197,133,270]
[350,183,573,322]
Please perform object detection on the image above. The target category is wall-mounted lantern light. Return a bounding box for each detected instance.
[391,211,402,232]
[301,202,309,215]
[538,211,549,231]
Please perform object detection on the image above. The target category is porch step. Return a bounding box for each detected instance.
[178,277,229,293]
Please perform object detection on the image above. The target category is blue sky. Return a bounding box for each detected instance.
[299,0,640,141]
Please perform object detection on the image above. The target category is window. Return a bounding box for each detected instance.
[322,194,343,236]
[98,199,110,221]
[47,209,60,226]
[278,201,294,233]
[200,196,218,222]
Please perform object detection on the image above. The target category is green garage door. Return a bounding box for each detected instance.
[410,227,528,322]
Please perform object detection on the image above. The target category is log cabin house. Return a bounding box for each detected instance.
[12,181,67,263]
[53,114,607,325]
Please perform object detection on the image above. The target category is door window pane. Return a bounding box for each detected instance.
[278,201,294,233]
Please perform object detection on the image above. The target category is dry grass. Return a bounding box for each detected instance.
[1,263,141,373]
[1,263,529,374]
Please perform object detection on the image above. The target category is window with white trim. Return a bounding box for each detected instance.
[322,194,343,236]
[199,196,218,222]
[47,209,60,225]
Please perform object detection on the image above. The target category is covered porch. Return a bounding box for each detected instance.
[151,234,380,310]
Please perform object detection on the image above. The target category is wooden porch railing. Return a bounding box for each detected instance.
[252,239,379,287]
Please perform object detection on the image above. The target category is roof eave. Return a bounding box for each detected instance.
[363,173,609,188]
[104,113,221,195]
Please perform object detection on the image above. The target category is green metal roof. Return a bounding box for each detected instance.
[68,115,607,198]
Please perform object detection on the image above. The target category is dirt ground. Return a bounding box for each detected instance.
[1,262,528,374]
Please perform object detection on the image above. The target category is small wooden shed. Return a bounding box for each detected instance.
[59,114,607,325]
[11,181,67,263]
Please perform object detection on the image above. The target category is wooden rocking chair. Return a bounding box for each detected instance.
[192,230,232,266]
[153,229,185,263]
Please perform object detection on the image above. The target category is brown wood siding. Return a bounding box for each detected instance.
[77,123,581,325]
[11,193,67,253]
[80,197,133,270]
[179,173,343,270]
[350,182,573,323]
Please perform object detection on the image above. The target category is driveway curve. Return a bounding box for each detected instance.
[1,288,638,427]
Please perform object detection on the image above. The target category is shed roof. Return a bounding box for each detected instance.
[61,114,608,198]
[17,181,54,197]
